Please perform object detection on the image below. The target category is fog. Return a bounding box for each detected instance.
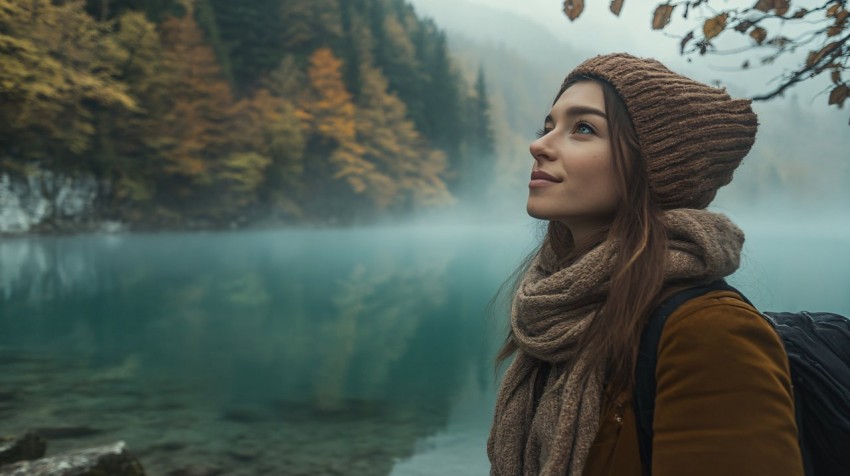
[408,0,850,226]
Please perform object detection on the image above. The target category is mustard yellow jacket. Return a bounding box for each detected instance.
[582,290,804,476]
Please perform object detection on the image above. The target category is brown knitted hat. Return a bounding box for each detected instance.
[563,53,758,210]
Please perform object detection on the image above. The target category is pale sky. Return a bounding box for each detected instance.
[463,0,680,59]
[410,0,839,107]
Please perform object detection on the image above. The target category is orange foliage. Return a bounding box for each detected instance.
[157,9,235,183]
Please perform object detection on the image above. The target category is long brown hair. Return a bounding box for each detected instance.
[495,75,670,415]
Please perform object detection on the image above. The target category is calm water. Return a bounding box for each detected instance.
[1,220,848,475]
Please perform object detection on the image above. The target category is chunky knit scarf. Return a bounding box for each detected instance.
[488,209,745,476]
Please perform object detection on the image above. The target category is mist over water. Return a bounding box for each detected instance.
[1,217,847,474]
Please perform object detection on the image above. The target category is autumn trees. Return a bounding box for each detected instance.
[0,0,135,164]
[561,0,850,125]
[1,0,494,227]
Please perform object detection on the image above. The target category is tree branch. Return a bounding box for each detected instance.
[752,31,850,101]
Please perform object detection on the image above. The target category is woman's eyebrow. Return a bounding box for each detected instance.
[565,105,607,119]
[544,106,607,124]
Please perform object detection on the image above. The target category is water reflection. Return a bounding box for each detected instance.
[0,229,512,475]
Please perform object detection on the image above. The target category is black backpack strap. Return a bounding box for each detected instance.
[634,279,747,475]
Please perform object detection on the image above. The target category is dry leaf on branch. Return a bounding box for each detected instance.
[564,0,585,21]
[703,14,728,39]
[610,0,624,16]
[767,36,790,47]
[828,85,849,107]
[754,0,774,13]
[806,42,840,68]
[652,4,674,30]
[735,20,754,33]
[754,0,789,15]
[750,27,767,45]
[832,70,842,85]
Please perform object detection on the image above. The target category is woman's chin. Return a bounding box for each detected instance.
[526,201,552,220]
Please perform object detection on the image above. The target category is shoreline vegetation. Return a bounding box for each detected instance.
[1,0,497,235]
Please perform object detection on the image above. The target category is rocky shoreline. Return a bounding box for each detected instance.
[0,433,144,475]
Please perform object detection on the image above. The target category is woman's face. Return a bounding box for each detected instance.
[527,81,620,234]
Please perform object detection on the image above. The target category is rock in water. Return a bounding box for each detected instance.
[0,441,144,476]
[0,432,47,465]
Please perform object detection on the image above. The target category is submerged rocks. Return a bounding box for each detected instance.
[0,432,46,466]
[0,439,145,476]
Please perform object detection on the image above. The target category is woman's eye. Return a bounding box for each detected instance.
[535,127,553,138]
[573,122,595,135]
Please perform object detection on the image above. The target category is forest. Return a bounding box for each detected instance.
[0,0,495,228]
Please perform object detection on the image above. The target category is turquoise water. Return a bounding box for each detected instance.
[1,221,848,475]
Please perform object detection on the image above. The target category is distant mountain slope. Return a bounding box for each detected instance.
[409,0,582,68]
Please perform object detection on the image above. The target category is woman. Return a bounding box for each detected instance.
[487,53,804,475]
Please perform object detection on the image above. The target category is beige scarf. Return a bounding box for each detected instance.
[488,209,745,475]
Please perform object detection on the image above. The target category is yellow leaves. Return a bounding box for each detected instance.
[703,14,728,40]
[354,65,449,209]
[0,0,142,156]
[564,0,584,22]
[329,144,375,193]
[829,85,850,108]
[217,152,271,194]
[610,0,624,17]
[307,48,356,143]
[750,27,768,44]
[652,4,674,30]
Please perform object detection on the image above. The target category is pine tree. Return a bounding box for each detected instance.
[280,0,344,54]
[472,67,495,157]
[202,0,284,93]
[357,65,451,210]
[302,48,371,219]
[424,32,466,190]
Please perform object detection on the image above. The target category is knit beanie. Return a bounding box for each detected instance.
[563,53,758,210]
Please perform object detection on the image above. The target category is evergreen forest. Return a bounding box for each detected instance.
[1,0,495,228]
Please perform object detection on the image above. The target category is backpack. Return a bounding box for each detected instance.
[634,280,850,476]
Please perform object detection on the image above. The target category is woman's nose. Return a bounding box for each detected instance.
[529,137,553,162]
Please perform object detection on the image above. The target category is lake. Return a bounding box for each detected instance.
[1,218,848,475]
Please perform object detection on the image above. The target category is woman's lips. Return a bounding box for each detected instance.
[529,170,561,188]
